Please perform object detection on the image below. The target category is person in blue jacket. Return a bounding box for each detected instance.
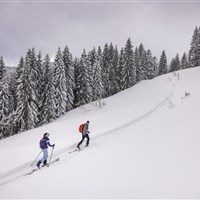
[36,133,55,168]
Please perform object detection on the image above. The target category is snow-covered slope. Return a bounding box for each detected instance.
[0,67,200,198]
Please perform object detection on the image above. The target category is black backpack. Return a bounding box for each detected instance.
[39,139,46,149]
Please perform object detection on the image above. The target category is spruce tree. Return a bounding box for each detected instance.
[88,48,97,101]
[36,51,44,123]
[121,38,136,90]
[159,50,168,75]
[117,48,125,90]
[63,46,75,111]
[74,50,92,107]
[146,49,157,79]
[170,54,180,72]
[53,47,67,117]
[0,77,11,138]
[189,26,200,68]
[93,50,104,106]
[181,53,189,69]
[41,54,57,124]
[80,49,92,104]
[108,43,119,95]
[101,43,110,98]
[74,58,82,107]
[0,56,6,81]
[137,43,147,81]
[15,49,39,132]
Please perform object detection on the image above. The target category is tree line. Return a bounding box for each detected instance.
[0,26,200,139]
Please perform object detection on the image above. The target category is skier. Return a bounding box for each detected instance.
[36,133,55,168]
[77,120,90,149]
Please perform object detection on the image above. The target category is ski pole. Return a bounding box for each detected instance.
[31,150,42,166]
[48,146,54,167]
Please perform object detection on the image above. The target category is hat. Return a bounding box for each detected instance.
[44,133,49,137]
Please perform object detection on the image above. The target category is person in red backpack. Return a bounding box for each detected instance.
[77,120,90,149]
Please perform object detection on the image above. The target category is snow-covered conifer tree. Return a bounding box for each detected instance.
[36,51,44,124]
[146,49,157,79]
[63,46,75,111]
[15,49,39,132]
[120,38,136,90]
[0,77,11,137]
[117,48,125,90]
[80,49,92,104]
[93,49,103,105]
[189,26,200,68]
[41,54,57,124]
[88,48,97,101]
[53,47,67,117]
[108,43,119,95]
[170,54,180,72]
[181,53,189,70]
[137,43,147,81]
[158,50,168,75]
[0,56,6,81]
[101,43,110,98]
[74,50,92,107]
[0,76,15,138]
[74,58,82,107]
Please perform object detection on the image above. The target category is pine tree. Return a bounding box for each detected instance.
[15,57,24,110]
[9,71,18,112]
[41,54,57,124]
[137,43,147,81]
[93,51,104,106]
[63,46,75,111]
[15,49,39,132]
[170,54,180,72]
[36,51,44,123]
[146,49,157,79]
[189,26,200,68]
[121,38,136,90]
[0,77,12,138]
[101,43,110,98]
[181,53,189,70]
[0,56,6,81]
[80,49,92,104]
[53,47,67,117]
[159,50,168,75]
[153,56,159,77]
[74,50,92,107]
[135,47,140,82]
[108,43,119,95]
[74,58,82,107]
[117,48,125,90]
[88,48,97,101]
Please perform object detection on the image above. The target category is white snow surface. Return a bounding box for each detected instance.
[0,67,200,199]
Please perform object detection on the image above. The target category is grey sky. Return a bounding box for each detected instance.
[0,1,200,66]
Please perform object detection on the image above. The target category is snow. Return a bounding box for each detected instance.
[0,67,200,198]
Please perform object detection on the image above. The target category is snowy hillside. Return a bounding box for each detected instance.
[0,67,200,198]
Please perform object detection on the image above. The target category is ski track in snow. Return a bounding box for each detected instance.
[0,90,174,187]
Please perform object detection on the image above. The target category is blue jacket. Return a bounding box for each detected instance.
[40,137,53,149]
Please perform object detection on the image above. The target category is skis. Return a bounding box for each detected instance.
[68,148,80,154]
[25,158,59,176]
[68,146,88,154]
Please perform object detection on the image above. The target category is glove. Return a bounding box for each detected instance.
[52,144,55,148]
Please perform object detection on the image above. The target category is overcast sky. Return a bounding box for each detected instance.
[0,1,200,66]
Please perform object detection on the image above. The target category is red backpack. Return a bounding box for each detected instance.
[79,124,84,133]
